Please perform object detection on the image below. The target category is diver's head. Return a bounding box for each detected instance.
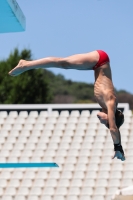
[97,109,124,129]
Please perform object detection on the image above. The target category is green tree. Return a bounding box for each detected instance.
[0,48,52,104]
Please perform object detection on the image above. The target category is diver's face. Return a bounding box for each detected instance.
[97,112,108,126]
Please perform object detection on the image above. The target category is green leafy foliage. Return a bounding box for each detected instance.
[0,48,52,104]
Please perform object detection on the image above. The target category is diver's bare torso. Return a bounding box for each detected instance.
[94,63,117,110]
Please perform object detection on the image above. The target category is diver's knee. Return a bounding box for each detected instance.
[58,58,70,69]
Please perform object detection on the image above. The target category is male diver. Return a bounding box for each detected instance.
[9,50,125,161]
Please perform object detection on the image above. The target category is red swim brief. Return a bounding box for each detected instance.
[93,50,110,70]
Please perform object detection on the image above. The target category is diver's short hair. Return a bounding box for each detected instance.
[107,109,124,129]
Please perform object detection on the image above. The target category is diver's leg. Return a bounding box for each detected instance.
[9,51,99,76]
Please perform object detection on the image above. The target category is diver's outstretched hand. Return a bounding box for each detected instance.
[9,60,27,76]
[112,151,125,161]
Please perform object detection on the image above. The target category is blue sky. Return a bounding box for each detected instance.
[0,0,133,93]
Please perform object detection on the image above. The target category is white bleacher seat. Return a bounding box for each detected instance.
[54,123,65,131]
[68,117,78,124]
[80,187,93,195]
[111,163,124,171]
[11,171,24,180]
[108,179,121,187]
[57,117,67,124]
[68,187,81,195]
[10,130,20,137]
[45,179,58,187]
[79,195,92,200]
[38,135,50,144]
[32,124,44,131]
[8,180,20,188]
[0,150,10,157]
[23,124,33,131]
[120,179,133,187]
[4,187,16,195]
[39,111,48,118]
[15,118,25,125]
[0,118,5,126]
[70,179,83,187]
[35,142,47,150]
[9,149,21,157]
[70,110,80,118]
[73,171,85,179]
[43,123,55,131]
[106,187,119,195]
[76,123,87,131]
[79,149,91,157]
[72,135,84,143]
[54,187,68,195]
[60,111,69,117]
[9,111,18,118]
[22,170,36,180]
[92,196,105,200]
[31,130,42,137]
[89,156,101,164]
[7,157,19,163]
[75,163,87,172]
[1,196,13,200]
[85,129,96,136]
[36,170,49,179]
[13,143,25,150]
[53,196,66,200]
[31,157,42,163]
[87,123,97,130]
[85,171,97,179]
[99,163,111,171]
[40,196,53,200]
[44,149,56,157]
[74,130,85,136]
[61,135,73,143]
[1,124,12,132]
[27,196,39,200]
[123,171,133,179]
[0,157,7,162]
[92,142,104,150]
[19,156,30,162]
[91,149,103,157]
[33,179,45,187]
[19,111,28,118]
[53,130,63,136]
[47,117,57,124]
[50,111,59,118]
[65,123,76,131]
[14,196,26,200]
[17,187,29,195]
[12,124,23,131]
[97,171,110,179]
[123,110,132,117]
[32,150,44,157]
[120,123,130,129]
[91,110,100,116]
[78,117,89,124]
[25,117,36,125]
[42,187,55,195]
[123,163,133,171]
[93,187,106,195]
[0,111,8,118]
[29,111,38,118]
[81,110,90,117]
[17,136,28,144]
[83,179,96,187]
[94,135,106,143]
[63,130,74,136]
[0,179,8,188]
[6,136,17,144]
[36,117,46,124]
[57,179,70,187]
[56,149,68,157]
[5,118,15,125]
[83,135,94,143]
[87,163,99,172]
[27,135,39,144]
[96,129,107,136]
[29,187,42,195]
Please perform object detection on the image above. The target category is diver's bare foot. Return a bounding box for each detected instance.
[8,59,28,76]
